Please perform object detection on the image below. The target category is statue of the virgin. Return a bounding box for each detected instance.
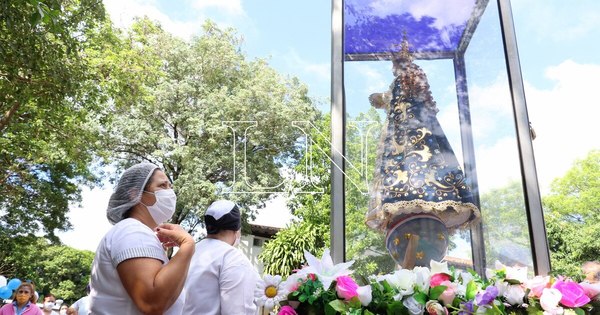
[367,38,480,269]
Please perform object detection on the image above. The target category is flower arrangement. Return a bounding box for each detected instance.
[255,249,600,315]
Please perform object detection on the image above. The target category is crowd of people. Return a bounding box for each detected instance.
[0,283,80,315]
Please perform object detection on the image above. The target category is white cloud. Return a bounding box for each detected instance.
[189,0,244,16]
[346,62,390,95]
[526,60,600,192]
[457,60,600,194]
[475,137,521,193]
[103,0,203,39]
[369,0,475,30]
[511,0,600,42]
[279,49,331,83]
[251,196,295,228]
[58,187,113,251]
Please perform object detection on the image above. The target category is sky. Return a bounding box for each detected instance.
[59,0,600,255]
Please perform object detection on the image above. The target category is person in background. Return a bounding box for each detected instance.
[89,163,195,315]
[58,304,67,315]
[182,200,259,315]
[0,282,42,315]
[583,261,600,283]
[41,294,59,315]
[67,284,90,315]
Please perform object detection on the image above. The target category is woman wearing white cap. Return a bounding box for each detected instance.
[182,200,259,315]
[89,163,195,315]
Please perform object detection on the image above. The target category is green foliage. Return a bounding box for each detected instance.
[2,237,94,303]
[259,221,329,276]
[1,0,111,244]
[101,18,319,233]
[543,150,600,278]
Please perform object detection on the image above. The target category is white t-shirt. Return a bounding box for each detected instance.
[182,238,258,315]
[71,296,89,315]
[89,218,184,315]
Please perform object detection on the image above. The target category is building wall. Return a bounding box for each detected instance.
[238,234,269,275]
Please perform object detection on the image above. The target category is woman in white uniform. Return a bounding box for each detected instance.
[89,163,195,315]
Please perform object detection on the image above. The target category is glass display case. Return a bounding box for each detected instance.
[330,0,550,276]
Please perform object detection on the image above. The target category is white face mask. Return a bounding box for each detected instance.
[60,310,67,315]
[142,189,177,224]
[44,302,54,310]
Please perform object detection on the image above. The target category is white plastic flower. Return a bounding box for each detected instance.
[495,261,528,283]
[504,284,526,305]
[296,248,354,290]
[255,274,287,310]
[385,269,416,299]
[540,288,563,315]
[413,266,431,292]
[430,260,450,275]
[357,284,372,306]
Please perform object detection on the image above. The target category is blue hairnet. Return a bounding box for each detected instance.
[106,163,160,225]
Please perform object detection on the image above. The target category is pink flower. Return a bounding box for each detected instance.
[438,280,456,305]
[580,282,600,300]
[425,300,448,315]
[527,276,550,298]
[553,279,591,308]
[278,305,298,315]
[336,275,359,300]
[430,273,451,287]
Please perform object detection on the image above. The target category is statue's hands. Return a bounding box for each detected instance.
[370,92,392,109]
[369,93,384,108]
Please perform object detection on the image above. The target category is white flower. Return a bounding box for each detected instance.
[540,288,564,315]
[504,284,526,305]
[413,266,431,292]
[385,269,415,299]
[255,274,287,310]
[357,285,372,306]
[430,260,450,275]
[296,248,354,290]
[460,272,474,286]
[403,296,424,315]
[494,261,528,283]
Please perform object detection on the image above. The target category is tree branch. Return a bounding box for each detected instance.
[0,101,21,133]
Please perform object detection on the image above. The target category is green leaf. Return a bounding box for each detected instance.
[348,297,362,309]
[466,281,478,300]
[30,12,41,26]
[324,304,338,315]
[505,279,522,285]
[574,308,585,315]
[329,299,348,312]
[413,292,428,305]
[429,285,448,300]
